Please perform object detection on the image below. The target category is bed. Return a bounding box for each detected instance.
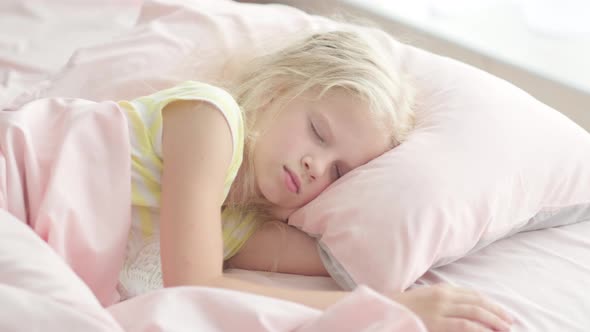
[1,1,589,331]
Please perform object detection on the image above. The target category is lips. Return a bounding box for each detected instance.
[284,166,300,194]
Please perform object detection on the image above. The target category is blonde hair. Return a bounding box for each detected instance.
[223,28,415,224]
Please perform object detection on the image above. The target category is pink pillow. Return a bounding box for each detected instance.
[21,0,590,293]
[288,40,590,291]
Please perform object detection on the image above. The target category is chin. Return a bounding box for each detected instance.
[265,191,299,211]
[258,183,280,206]
[284,199,305,211]
[258,176,301,209]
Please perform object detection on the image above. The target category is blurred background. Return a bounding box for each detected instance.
[244,0,590,130]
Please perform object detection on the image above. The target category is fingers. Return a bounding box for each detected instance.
[458,289,514,325]
[430,285,514,330]
[445,318,496,332]
[402,284,515,332]
[446,304,512,331]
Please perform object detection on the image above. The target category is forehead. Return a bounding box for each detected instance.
[307,88,392,168]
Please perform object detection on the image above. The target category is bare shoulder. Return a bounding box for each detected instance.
[160,100,233,283]
[161,100,233,205]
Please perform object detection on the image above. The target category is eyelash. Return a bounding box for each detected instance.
[310,120,324,143]
[334,165,342,179]
[310,119,341,179]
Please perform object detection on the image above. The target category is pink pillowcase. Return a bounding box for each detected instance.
[21,0,590,293]
[288,40,590,291]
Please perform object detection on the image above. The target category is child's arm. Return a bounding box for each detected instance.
[225,221,330,276]
[159,100,513,331]
[159,99,340,309]
[160,100,230,285]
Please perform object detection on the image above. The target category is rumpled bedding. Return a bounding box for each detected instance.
[0,1,428,330]
[1,0,590,331]
[0,97,425,331]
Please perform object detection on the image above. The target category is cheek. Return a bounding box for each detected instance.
[261,115,309,163]
[281,131,308,159]
[257,131,297,166]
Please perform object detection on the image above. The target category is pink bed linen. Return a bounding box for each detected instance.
[0,0,142,106]
[227,219,590,331]
[0,205,425,332]
[0,1,427,330]
[0,97,132,306]
[416,221,590,331]
[1,0,589,331]
[0,80,425,332]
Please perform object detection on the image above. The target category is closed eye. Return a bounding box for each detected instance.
[333,164,342,180]
[310,119,324,143]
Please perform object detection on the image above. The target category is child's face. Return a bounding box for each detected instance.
[253,88,391,217]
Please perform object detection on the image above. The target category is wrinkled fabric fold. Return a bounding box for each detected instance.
[0,87,425,332]
[0,97,132,306]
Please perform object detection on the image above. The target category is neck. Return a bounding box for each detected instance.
[269,206,296,222]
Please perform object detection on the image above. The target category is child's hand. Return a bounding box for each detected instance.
[391,284,514,332]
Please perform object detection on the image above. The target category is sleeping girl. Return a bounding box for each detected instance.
[2,28,513,332]
[113,29,513,332]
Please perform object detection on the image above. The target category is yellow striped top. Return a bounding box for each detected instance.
[118,81,260,262]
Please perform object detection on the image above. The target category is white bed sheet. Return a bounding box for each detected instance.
[1,1,589,331]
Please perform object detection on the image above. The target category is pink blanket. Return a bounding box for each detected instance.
[2,1,589,330]
[0,99,425,331]
[0,98,131,305]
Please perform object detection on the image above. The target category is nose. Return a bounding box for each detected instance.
[302,154,330,182]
